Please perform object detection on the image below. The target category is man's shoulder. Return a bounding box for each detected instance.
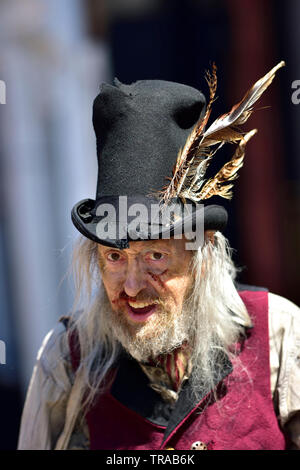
[36,321,71,372]
[35,310,82,380]
[268,292,300,333]
[268,292,300,316]
[235,283,300,326]
[235,282,268,292]
[58,308,83,332]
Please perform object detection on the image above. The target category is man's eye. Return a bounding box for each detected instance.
[149,252,164,261]
[107,252,121,262]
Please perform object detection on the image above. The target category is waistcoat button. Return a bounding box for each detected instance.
[190,441,208,450]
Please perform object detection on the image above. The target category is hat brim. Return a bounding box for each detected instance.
[71,196,228,249]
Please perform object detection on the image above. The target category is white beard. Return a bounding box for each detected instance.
[103,294,193,362]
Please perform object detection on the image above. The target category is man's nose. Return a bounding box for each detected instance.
[123,259,147,298]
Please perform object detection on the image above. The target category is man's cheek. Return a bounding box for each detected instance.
[102,278,121,305]
[165,278,189,304]
[147,270,167,290]
[102,270,125,288]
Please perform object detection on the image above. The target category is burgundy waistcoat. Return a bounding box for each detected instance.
[67,289,286,450]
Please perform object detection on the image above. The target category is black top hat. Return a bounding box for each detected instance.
[71,78,228,249]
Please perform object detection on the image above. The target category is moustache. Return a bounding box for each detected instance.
[115,290,165,306]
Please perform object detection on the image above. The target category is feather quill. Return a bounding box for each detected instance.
[160,61,285,204]
[196,129,257,201]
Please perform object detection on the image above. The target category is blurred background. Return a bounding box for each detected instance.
[0,0,299,449]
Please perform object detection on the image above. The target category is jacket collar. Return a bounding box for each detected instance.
[110,348,233,443]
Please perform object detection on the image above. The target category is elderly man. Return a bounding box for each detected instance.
[18,63,300,450]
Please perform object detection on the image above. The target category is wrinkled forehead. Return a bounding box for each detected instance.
[97,237,190,256]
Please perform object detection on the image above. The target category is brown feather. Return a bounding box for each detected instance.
[158,61,285,204]
[197,129,257,200]
[162,63,218,203]
[202,61,285,140]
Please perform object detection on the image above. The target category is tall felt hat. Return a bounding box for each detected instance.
[71,62,285,248]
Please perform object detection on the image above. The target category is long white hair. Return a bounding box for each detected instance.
[66,231,251,424]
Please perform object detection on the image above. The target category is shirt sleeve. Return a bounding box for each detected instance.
[17,321,73,450]
[268,292,300,448]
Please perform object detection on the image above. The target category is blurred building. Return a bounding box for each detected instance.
[0,0,109,448]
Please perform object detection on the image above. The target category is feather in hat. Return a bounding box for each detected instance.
[158,61,285,205]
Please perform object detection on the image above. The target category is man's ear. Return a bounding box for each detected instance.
[204,230,216,244]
